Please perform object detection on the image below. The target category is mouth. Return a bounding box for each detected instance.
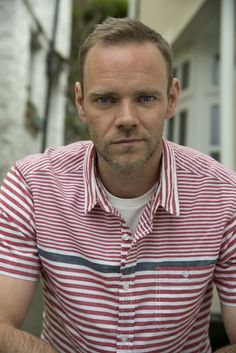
[113,138,144,146]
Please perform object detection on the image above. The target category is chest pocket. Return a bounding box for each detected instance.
[155,264,215,334]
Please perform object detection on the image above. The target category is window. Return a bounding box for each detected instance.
[168,118,175,141]
[179,110,188,146]
[210,105,220,145]
[209,104,221,161]
[166,110,188,146]
[181,61,190,89]
[172,59,191,90]
[173,67,178,79]
[212,54,220,86]
[210,152,220,161]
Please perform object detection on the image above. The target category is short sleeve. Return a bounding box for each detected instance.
[0,165,40,281]
[214,213,236,306]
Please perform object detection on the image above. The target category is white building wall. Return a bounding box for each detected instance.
[173,38,220,155]
[0,0,72,182]
[137,0,206,43]
[129,0,236,170]
[0,0,30,180]
[55,0,73,57]
[220,0,235,169]
[47,68,69,147]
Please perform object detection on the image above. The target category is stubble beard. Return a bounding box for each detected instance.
[89,126,164,176]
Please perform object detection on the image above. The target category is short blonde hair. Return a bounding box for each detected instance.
[79,17,173,91]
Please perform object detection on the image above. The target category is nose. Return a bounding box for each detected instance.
[115,100,139,129]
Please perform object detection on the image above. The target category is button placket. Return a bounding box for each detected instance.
[117,278,134,351]
[120,227,132,268]
[120,335,129,343]
[116,225,135,350]
[122,282,130,291]
[122,233,130,241]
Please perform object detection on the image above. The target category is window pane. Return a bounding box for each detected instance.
[210,105,220,145]
[182,61,190,89]
[179,110,187,145]
[173,67,178,79]
[212,54,220,85]
[210,151,220,162]
[168,118,174,141]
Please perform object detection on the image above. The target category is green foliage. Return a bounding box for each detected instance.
[65,0,127,144]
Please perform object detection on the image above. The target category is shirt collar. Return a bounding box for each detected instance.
[83,139,180,216]
[157,139,180,216]
[83,143,114,214]
[83,142,97,213]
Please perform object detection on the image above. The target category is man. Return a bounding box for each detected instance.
[0,17,236,353]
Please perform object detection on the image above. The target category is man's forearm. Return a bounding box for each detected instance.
[0,323,58,353]
[215,345,236,353]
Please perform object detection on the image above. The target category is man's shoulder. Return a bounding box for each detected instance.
[15,140,93,176]
[169,141,236,187]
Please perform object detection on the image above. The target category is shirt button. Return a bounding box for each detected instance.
[182,270,190,278]
[122,233,129,241]
[121,335,128,343]
[123,283,130,291]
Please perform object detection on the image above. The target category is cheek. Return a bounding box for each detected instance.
[87,120,108,143]
[86,111,114,134]
[142,113,165,130]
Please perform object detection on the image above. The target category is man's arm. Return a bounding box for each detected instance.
[213,304,236,353]
[221,304,236,343]
[214,345,236,353]
[0,323,58,353]
[0,275,58,353]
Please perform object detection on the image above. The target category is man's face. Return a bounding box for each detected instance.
[75,42,179,175]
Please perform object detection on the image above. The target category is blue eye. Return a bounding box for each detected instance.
[140,96,155,103]
[97,97,113,104]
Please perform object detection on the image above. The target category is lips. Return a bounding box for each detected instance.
[113,138,143,144]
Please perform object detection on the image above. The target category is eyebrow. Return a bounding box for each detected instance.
[88,89,163,99]
[88,91,118,99]
[135,89,163,97]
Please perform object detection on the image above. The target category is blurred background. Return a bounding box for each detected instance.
[0,0,235,350]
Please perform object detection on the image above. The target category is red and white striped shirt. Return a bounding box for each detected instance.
[1,139,236,353]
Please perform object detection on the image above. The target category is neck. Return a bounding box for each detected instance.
[97,155,162,199]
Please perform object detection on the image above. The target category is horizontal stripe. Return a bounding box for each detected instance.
[39,248,120,273]
[39,247,216,274]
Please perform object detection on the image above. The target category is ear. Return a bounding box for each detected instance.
[165,78,180,120]
[75,82,87,123]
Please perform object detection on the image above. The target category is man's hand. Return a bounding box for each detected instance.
[216,304,236,353]
[0,323,58,353]
[214,345,236,353]
[0,275,57,352]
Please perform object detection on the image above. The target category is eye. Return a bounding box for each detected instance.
[138,95,156,103]
[96,96,115,105]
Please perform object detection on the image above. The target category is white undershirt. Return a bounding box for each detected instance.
[102,185,156,234]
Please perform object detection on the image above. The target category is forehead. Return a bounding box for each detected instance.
[83,42,169,89]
